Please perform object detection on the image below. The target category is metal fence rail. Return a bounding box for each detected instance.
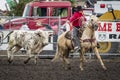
[0,52,120,59]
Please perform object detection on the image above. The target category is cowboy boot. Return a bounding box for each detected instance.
[97,42,100,48]
[72,39,80,52]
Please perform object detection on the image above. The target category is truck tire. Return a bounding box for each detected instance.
[98,42,119,53]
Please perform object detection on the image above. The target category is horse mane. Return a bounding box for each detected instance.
[80,16,97,40]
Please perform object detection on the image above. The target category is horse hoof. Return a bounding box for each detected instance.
[8,60,13,64]
[51,59,54,62]
[103,67,107,70]
[84,59,88,62]
[68,66,71,70]
[80,68,84,71]
[80,67,84,71]
[51,58,56,62]
[34,62,37,65]
[64,67,68,70]
[64,66,71,70]
[24,61,28,64]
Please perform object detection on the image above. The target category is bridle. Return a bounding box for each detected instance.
[80,18,98,43]
[88,19,98,31]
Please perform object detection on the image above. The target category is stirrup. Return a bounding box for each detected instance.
[74,46,80,52]
[97,43,100,48]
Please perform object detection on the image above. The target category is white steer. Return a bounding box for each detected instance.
[7,29,51,64]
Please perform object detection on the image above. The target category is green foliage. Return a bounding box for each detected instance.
[7,0,33,16]
[67,0,75,6]
[6,0,75,16]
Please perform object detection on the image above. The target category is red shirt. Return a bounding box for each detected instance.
[70,11,86,28]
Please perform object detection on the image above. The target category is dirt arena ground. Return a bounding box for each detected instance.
[0,55,120,80]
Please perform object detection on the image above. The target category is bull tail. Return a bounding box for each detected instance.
[51,45,60,62]
[0,31,4,46]
[2,30,13,41]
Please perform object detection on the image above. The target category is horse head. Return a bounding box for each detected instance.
[88,15,99,31]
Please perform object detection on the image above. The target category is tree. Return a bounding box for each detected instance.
[7,0,32,16]
[67,0,75,6]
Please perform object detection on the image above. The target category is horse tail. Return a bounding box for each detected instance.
[51,45,60,62]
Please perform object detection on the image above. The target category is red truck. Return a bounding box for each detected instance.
[3,1,72,32]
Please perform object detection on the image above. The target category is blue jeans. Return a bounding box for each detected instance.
[71,27,80,48]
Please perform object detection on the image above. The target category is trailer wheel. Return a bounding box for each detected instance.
[98,42,119,53]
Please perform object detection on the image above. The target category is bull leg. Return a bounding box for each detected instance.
[7,50,12,64]
[80,48,85,71]
[33,48,44,64]
[12,46,21,58]
[7,45,15,64]
[8,46,21,63]
[24,50,32,64]
[24,57,31,64]
[34,54,38,64]
[7,45,13,64]
[7,50,13,64]
[93,47,107,70]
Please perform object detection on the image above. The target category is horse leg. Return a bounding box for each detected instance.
[61,50,71,70]
[83,54,87,62]
[79,48,85,71]
[61,56,70,70]
[51,45,60,62]
[51,51,59,62]
[93,47,107,70]
[64,57,71,70]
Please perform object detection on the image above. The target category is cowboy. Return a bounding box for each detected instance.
[72,3,78,14]
[20,22,30,30]
[70,6,86,52]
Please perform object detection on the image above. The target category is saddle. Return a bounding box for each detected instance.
[65,29,83,40]
[64,30,82,53]
[65,31,72,40]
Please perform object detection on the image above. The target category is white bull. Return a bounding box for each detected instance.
[7,29,52,64]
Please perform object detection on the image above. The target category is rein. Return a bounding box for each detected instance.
[80,22,96,43]
[87,21,94,31]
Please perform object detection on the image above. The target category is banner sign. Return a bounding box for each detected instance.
[95,22,120,42]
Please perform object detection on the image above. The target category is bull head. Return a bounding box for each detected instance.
[35,29,53,46]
